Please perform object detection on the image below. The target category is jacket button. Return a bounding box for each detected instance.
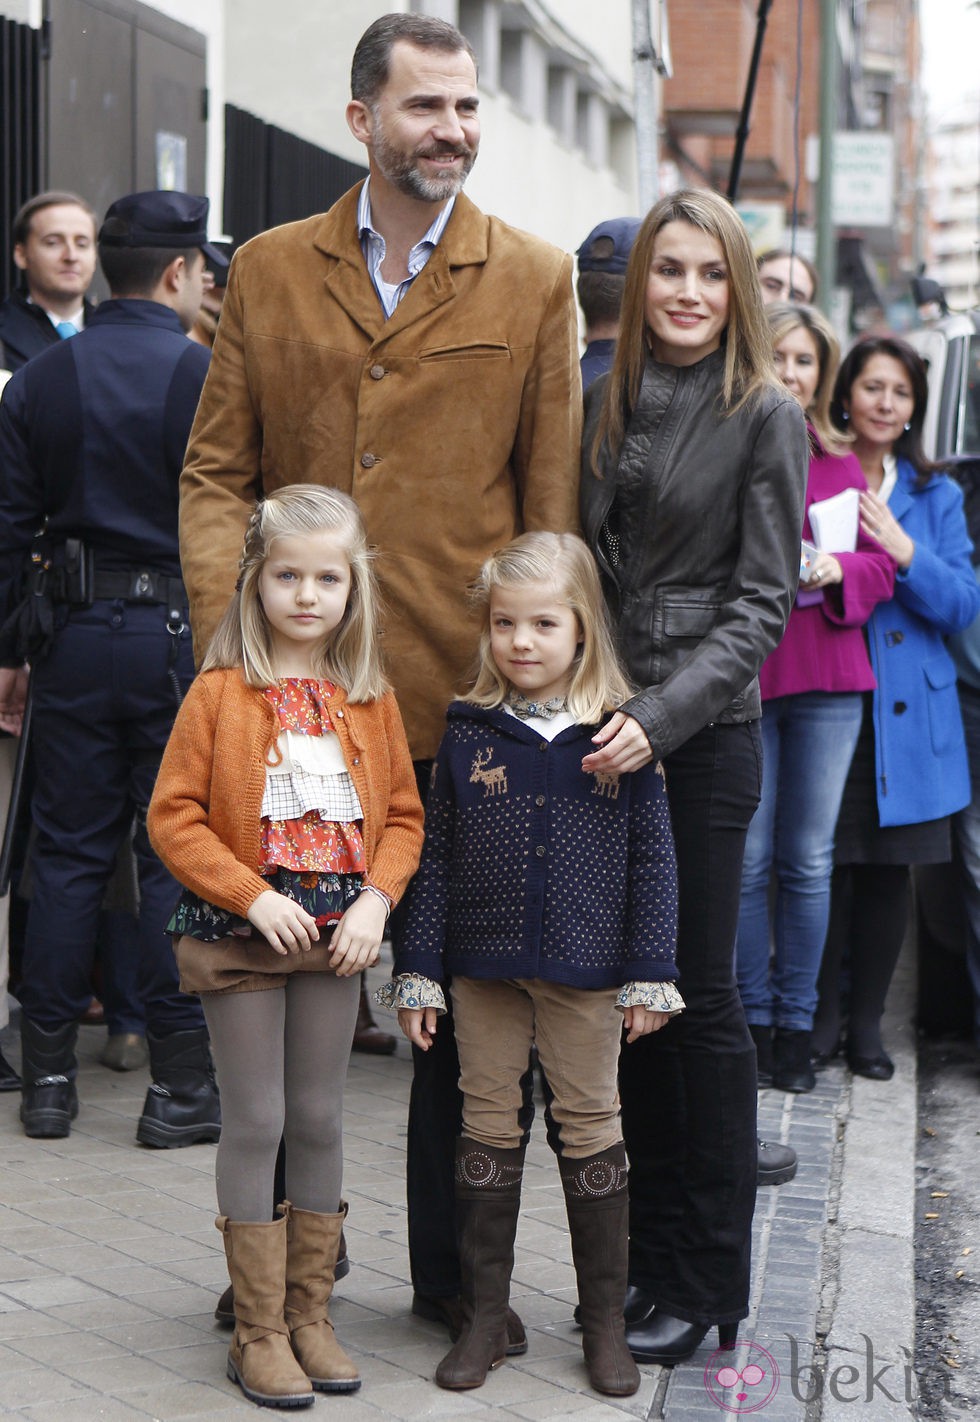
[893,701,907,715]
[535,845,547,858]
[360,452,378,469]
[370,364,385,380]
[535,794,546,806]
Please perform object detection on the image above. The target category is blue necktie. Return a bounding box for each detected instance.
[55,321,77,339]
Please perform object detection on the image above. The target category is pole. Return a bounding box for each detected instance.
[817,0,838,312]
[727,0,774,204]
[632,0,659,211]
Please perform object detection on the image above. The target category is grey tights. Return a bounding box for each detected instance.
[202,972,360,1221]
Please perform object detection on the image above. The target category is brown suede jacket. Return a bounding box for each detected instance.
[179,185,582,760]
[147,669,424,919]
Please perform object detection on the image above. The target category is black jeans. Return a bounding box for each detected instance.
[620,721,762,1326]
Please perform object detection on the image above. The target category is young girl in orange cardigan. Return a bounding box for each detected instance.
[148,485,423,1410]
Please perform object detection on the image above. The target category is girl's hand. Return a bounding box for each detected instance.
[623,1005,669,1043]
[860,490,914,570]
[805,553,843,587]
[328,891,388,977]
[581,712,653,774]
[398,1005,439,1050]
[247,890,319,956]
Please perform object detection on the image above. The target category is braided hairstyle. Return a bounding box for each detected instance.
[201,484,388,700]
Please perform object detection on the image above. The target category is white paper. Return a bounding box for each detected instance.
[808,487,859,552]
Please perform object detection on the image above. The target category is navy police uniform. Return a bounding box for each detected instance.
[0,191,225,1143]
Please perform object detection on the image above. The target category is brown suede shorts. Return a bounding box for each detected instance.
[175,931,339,996]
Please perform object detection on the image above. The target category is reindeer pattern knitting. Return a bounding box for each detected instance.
[395,701,679,991]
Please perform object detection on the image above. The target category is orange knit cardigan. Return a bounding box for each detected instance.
[147,668,424,919]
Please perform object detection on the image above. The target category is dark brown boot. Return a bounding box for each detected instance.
[434,1139,524,1391]
[560,1144,639,1397]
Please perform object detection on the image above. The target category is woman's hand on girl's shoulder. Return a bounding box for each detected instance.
[397,1005,439,1051]
[246,890,319,955]
[328,891,388,977]
[581,711,654,774]
[622,1005,670,1043]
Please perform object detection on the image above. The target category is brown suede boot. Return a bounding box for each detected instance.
[282,1201,360,1393]
[560,1144,640,1397]
[216,1213,314,1409]
[435,1138,524,1391]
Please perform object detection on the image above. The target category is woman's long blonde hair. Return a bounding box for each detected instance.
[464,532,632,724]
[202,484,388,700]
[591,187,778,476]
[767,301,849,456]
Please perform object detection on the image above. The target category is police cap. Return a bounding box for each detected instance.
[98,191,229,268]
[576,217,642,276]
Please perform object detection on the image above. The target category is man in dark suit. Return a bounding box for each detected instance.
[0,192,97,372]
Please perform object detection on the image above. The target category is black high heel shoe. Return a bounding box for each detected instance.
[574,1281,657,1330]
[625,1309,738,1365]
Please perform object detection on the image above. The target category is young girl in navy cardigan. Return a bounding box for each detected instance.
[379,531,683,1399]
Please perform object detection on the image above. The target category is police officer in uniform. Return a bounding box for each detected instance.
[0,191,226,1145]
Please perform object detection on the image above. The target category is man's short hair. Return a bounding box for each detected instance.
[98,244,197,298]
[12,190,96,247]
[756,247,819,302]
[351,13,476,105]
[577,271,627,329]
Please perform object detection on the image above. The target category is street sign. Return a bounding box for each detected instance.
[832,131,895,227]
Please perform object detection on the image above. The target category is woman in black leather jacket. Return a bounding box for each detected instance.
[580,188,808,1363]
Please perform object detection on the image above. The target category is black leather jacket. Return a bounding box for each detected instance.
[581,349,808,761]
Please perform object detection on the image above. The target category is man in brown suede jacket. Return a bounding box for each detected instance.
[179,11,580,1349]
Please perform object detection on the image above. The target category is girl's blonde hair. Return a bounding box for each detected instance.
[591,187,778,476]
[202,484,388,700]
[464,532,632,724]
[766,301,850,456]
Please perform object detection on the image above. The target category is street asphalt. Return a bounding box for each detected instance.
[0,947,922,1420]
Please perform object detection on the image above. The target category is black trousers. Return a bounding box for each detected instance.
[17,600,203,1036]
[620,721,761,1326]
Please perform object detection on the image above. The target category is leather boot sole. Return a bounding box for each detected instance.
[136,1116,221,1149]
[227,1355,314,1409]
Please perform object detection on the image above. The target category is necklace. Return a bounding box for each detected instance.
[506,690,567,721]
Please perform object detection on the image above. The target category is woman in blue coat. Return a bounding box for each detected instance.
[812,335,980,1078]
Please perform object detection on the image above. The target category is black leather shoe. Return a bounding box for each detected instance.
[0,1046,21,1092]
[625,1309,737,1365]
[412,1292,528,1356]
[757,1138,797,1186]
[137,1028,221,1148]
[574,1281,657,1329]
[847,1050,894,1081]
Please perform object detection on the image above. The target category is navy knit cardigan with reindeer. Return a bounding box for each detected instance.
[395,701,679,989]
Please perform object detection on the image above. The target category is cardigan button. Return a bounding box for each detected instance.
[535,794,546,807]
[893,701,907,715]
[352,757,360,765]
[535,845,547,858]
[538,742,547,752]
[336,709,344,718]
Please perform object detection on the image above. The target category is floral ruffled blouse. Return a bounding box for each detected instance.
[168,678,366,942]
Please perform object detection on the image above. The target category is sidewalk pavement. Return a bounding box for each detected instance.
[0,951,918,1421]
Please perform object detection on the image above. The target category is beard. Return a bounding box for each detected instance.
[371,122,477,203]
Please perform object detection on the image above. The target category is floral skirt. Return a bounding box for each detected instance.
[167,869,363,943]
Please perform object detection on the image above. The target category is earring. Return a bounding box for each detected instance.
[903,422,911,431]
[841,410,849,422]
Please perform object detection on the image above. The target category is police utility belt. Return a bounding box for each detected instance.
[49,539,186,613]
